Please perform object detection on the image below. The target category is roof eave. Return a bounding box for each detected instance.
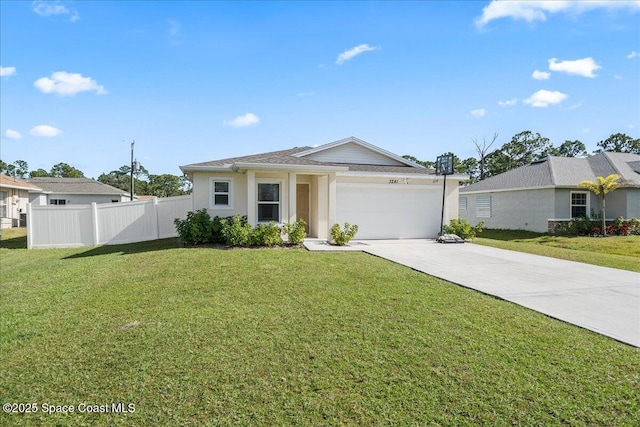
[233,162,349,172]
[180,165,234,173]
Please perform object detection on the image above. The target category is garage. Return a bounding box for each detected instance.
[336,183,442,239]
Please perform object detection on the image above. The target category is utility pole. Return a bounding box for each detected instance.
[130,140,135,201]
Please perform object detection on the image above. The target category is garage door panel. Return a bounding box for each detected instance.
[336,184,441,239]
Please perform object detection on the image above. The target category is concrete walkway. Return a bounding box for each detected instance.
[304,239,640,347]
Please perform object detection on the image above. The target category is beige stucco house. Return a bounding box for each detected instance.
[180,137,466,239]
[0,174,42,229]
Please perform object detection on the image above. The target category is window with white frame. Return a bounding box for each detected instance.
[50,199,66,205]
[257,182,280,222]
[476,195,491,218]
[0,191,7,217]
[570,192,588,218]
[210,178,233,209]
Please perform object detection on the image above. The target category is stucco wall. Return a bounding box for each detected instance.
[460,188,555,232]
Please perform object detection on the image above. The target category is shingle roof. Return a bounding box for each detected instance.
[0,173,42,191]
[182,145,435,174]
[25,177,128,195]
[460,152,640,193]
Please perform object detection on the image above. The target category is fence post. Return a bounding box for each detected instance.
[153,197,160,240]
[26,202,33,249]
[91,202,99,246]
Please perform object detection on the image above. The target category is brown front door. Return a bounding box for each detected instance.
[296,184,310,234]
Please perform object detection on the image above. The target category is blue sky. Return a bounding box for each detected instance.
[1,1,639,179]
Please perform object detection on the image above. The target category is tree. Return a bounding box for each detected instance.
[98,164,149,195]
[554,140,588,157]
[471,132,498,180]
[12,160,29,178]
[30,169,50,177]
[402,155,435,169]
[146,174,190,197]
[578,174,623,236]
[50,162,85,178]
[595,133,640,154]
[485,131,552,177]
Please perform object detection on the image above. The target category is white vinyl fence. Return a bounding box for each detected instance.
[27,195,192,249]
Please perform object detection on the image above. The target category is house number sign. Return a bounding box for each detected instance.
[388,178,410,184]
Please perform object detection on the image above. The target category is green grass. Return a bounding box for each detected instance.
[474,229,640,272]
[1,234,638,425]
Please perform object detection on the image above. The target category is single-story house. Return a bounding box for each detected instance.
[459,152,640,233]
[180,136,467,240]
[0,174,42,228]
[26,177,132,206]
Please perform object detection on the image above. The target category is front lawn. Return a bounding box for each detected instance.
[1,238,638,425]
[474,229,640,272]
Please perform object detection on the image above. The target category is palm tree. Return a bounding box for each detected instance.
[578,174,622,236]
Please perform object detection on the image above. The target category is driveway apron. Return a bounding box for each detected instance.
[360,240,640,347]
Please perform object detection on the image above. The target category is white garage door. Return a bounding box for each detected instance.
[336,183,441,239]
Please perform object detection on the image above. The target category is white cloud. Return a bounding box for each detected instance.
[627,51,640,59]
[498,98,518,106]
[532,70,550,80]
[32,1,79,22]
[336,44,378,65]
[167,19,180,36]
[523,89,568,107]
[548,57,601,78]
[614,74,623,80]
[471,108,486,117]
[476,0,640,27]
[34,71,107,96]
[5,129,22,139]
[224,113,260,128]
[30,125,62,137]
[1,66,17,77]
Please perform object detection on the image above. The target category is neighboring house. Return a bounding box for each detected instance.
[459,152,640,233]
[0,174,42,228]
[180,136,467,240]
[25,177,132,206]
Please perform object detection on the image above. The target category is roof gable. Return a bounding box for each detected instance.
[294,137,423,168]
[180,137,432,175]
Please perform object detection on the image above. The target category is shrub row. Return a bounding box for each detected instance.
[555,214,640,236]
[174,210,307,246]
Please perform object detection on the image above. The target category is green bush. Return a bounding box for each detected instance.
[250,222,283,247]
[174,209,215,246]
[282,219,307,245]
[220,214,252,246]
[443,218,484,240]
[174,211,247,245]
[331,222,358,246]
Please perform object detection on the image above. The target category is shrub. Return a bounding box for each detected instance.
[174,209,214,246]
[330,223,358,246]
[443,218,484,240]
[250,222,283,247]
[220,214,252,246]
[627,218,640,235]
[282,219,307,245]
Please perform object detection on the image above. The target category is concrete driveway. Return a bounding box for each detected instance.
[346,240,639,347]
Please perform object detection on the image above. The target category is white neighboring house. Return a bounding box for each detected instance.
[26,177,132,206]
[180,136,467,240]
[459,152,640,233]
[0,174,42,229]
